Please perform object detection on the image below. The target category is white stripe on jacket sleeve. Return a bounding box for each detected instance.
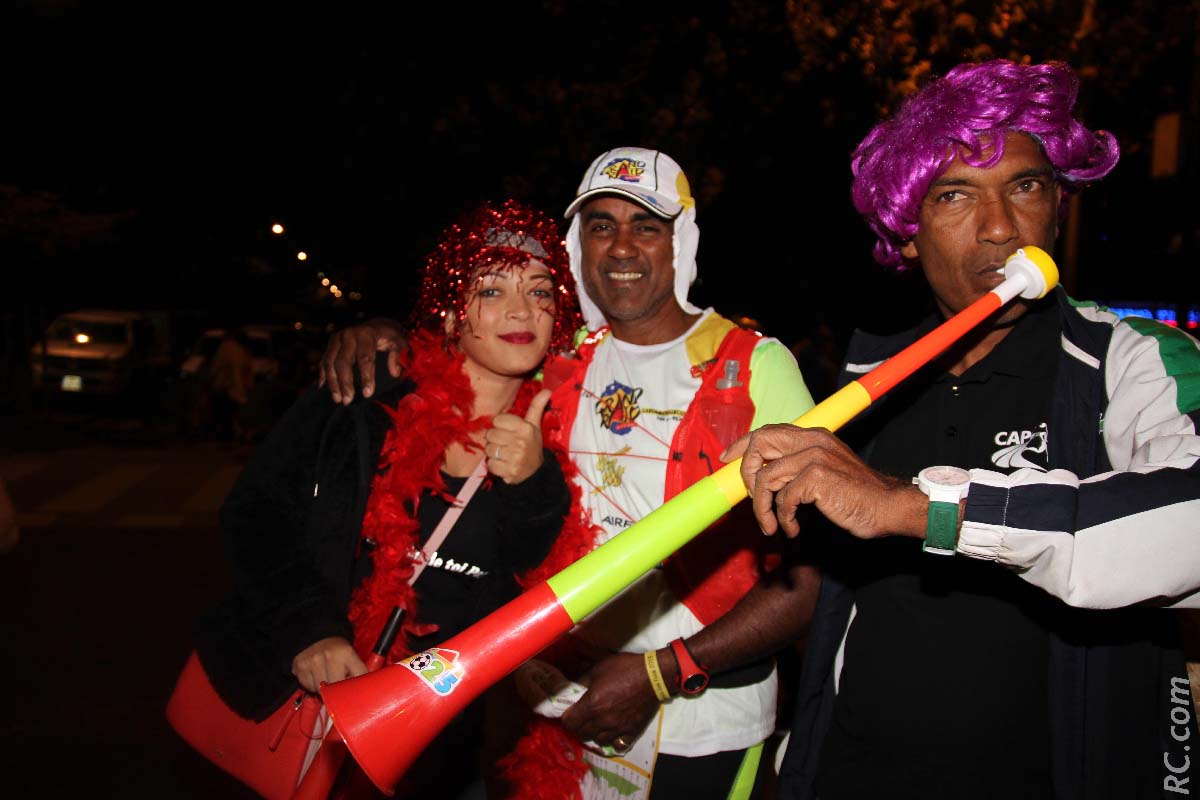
[958,319,1200,610]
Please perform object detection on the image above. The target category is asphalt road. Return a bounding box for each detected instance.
[0,413,260,798]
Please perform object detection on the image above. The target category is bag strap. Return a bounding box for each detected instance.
[408,457,487,586]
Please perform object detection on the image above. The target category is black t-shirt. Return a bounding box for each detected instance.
[816,300,1063,800]
[408,455,567,654]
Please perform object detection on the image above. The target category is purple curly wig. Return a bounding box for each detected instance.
[851,59,1120,269]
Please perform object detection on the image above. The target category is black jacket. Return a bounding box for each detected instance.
[194,357,569,720]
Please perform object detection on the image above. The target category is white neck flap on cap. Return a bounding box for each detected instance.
[566,207,702,332]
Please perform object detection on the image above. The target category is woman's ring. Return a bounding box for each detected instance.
[613,736,630,751]
[492,445,502,460]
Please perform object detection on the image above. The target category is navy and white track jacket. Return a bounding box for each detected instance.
[779,289,1200,800]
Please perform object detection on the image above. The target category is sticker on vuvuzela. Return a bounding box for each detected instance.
[404,648,464,696]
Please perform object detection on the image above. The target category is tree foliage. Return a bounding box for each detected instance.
[784,0,1200,124]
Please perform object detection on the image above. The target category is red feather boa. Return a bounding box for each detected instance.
[349,331,601,797]
[349,331,491,657]
[496,718,589,799]
[494,353,605,799]
[347,331,601,662]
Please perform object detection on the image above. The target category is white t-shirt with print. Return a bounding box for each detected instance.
[567,309,814,757]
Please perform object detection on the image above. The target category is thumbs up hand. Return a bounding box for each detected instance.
[484,389,552,485]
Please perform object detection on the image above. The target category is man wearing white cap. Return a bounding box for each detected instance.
[534,147,817,798]
[319,148,819,798]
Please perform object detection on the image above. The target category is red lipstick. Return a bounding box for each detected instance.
[499,332,535,344]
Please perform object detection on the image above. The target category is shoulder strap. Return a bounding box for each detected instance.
[407,458,488,586]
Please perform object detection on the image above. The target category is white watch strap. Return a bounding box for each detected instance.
[927,484,968,504]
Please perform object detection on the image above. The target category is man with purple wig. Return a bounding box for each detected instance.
[726,60,1200,799]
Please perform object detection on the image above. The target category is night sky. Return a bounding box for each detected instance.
[3,1,1197,352]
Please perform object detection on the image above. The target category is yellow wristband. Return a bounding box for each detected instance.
[643,650,671,702]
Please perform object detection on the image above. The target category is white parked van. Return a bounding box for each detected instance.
[30,309,171,395]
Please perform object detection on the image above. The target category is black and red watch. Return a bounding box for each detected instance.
[670,638,710,696]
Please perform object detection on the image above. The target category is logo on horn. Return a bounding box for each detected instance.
[404,648,464,696]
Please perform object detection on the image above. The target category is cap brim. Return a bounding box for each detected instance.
[564,187,682,220]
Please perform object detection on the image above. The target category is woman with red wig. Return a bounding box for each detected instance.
[187,200,594,797]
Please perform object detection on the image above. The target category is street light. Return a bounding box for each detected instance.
[271,223,285,235]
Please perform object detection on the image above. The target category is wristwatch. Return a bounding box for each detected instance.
[916,465,971,556]
[669,638,710,696]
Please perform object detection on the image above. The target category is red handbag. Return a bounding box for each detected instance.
[168,462,482,798]
[166,651,328,800]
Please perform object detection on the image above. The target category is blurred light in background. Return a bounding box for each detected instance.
[1103,302,1192,329]
[297,251,308,261]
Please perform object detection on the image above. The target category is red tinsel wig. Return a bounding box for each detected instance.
[408,200,581,356]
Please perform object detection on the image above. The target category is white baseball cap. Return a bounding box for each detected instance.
[564,146,703,330]
[564,147,695,219]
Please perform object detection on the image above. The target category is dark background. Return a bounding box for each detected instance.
[3,0,1197,385]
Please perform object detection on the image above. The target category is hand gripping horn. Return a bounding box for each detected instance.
[320,247,1058,794]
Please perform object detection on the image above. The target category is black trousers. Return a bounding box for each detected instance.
[650,746,764,800]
